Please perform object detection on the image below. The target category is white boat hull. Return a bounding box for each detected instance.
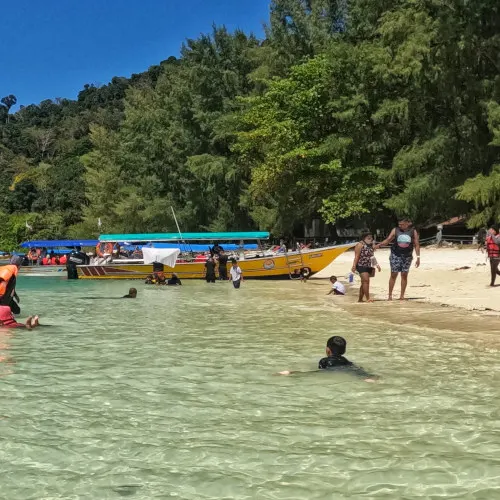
[19,266,66,277]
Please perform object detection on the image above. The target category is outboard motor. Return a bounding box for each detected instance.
[66,248,89,280]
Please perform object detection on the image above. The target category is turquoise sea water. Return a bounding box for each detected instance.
[2,277,500,499]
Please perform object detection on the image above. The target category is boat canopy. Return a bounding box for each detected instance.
[142,248,180,267]
[99,232,270,243]
[20,239,99,248]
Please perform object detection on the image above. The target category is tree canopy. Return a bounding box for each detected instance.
[1,0,499,249]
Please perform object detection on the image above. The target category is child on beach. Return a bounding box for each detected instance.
[279,336,376,382]
[326,276,346,295]
[0,306,40,329]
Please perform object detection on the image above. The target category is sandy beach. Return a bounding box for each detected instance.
[316,246,500,314]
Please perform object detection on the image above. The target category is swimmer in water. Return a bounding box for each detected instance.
[0,306,40,329]
[122,288,137,298]
[278,336,376,382]
[167,273,182,286]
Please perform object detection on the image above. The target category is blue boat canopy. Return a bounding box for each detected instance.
[20,239,99,248]
[99,232,270,243]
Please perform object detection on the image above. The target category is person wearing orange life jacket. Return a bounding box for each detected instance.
[0,306,40,329]
[96,242,115,261]
[485,225,500,287]
[28,249,38,265]
[0,256,23,315]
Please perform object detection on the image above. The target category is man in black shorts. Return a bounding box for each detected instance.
[279,336,376,381]
[376,217,420,300]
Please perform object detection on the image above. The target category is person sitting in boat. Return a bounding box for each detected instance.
[132,247,143,259]
[28,249,39,265]
[0,306,40,329]
[122,288,137,298]
[167,273,182,286]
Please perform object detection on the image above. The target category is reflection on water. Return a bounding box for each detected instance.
[1,277,500,498]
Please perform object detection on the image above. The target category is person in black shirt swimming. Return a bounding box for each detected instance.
[279,336,376,382]
[122,288,137,298]
[318,336,353,369]
[167,273,182,286]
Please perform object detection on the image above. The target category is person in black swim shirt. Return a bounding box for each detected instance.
[205,257,216,283]
[318,336,353,369]
[211,242,224,257]
[279,336,376,382]
[217,250,229,280]
[167,273,182,286]
[122,288,137,298]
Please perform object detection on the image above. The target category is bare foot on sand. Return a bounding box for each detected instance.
[388,296,393,301]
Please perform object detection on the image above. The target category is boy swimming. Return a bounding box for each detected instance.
[279,336,376,382]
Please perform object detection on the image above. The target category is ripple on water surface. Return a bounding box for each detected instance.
[1,277,500,499]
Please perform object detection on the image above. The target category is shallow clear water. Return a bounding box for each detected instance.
[2,277,500,499]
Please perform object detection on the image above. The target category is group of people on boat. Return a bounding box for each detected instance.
[27,248,68,266]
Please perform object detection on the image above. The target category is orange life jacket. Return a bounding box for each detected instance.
[0,265,18,298]
[486,235,500,258]
[96,242,114,257]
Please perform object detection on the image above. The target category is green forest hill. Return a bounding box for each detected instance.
[1,0,499,250]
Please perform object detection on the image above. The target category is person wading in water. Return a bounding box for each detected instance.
[375,217,420,300]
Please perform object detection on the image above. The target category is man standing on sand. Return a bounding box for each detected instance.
[375,217,420,300]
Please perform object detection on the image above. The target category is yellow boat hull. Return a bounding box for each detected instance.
[77,244,353,280]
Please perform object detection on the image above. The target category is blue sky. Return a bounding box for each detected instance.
[1,0,270,110]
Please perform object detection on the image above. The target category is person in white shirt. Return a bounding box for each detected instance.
[229,259,243,289]
[326,276,346,296]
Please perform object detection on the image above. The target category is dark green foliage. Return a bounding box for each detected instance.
[0,0,499,250]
